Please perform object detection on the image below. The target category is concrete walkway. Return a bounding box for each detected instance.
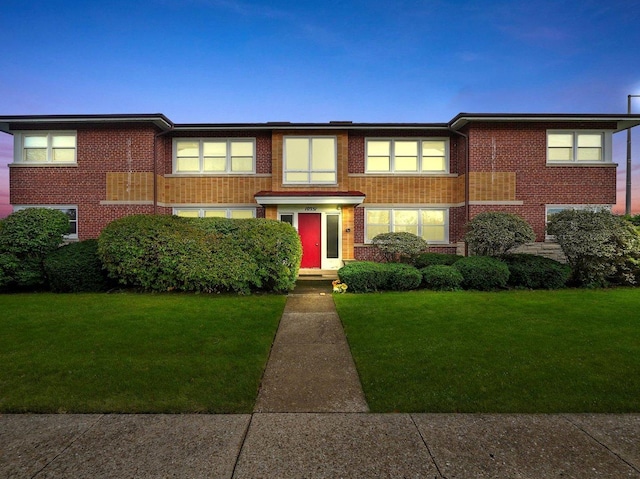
[2,281,640,478]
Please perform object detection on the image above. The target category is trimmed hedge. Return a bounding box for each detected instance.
[98,215,301,293]
[338,261,421,293]
[453,256,510,291]
[501,253,571,290]
[421,265,464,291]
[413,252,460,268]
[44,239,111,293]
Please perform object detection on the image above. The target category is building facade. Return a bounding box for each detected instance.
[2,113,639,269]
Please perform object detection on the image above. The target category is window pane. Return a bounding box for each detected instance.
[231,156,253,172]
[310,172,336,183]
[230,210,254,219]
[203,157,226,171]
[326,215,339,259]
[230,141,253,157]
[422,210,445,225]
[175,210,200,217]
[203,141,226,156]
[368,141,390,156]
[285,172,309,183]
[577,147,602,161]
[311,138,335,170]
[280,214,293,225]
[395,156,418,171]
[367,210,390,224]
[396,225,419,235]
[203,210,226,218]
[367,225,389,240]
[177,141,199,157]
[25,149,46,162]
[548,148,573,161]
[422,225,445,242]
[367,156,390,171]
[24,136,47,148]
[548,134,573,147]
[52,148,74,162]
[177,157,200,171]
[395,141,418,156]
[422,141,445,157]
[285,138,309,170]
[577,134,602,147]
[394,210,418,225]
[52,135,76,148]
[422,157,446,171]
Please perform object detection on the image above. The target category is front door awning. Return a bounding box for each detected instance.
[254,190,366,205]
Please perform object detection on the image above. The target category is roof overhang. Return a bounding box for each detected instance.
[0,114,174,134]
[255,190,366,205]
[171,122,449,132]
[449,113,640,133]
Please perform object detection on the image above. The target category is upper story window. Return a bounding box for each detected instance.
[547,131,611,163]
[14,132,77,164]
[284,136,336,184]
[366,138,449,173]
[173,139,255,174]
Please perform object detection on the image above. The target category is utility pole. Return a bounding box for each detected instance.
[627,95,640,215]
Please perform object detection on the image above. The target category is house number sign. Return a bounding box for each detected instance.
[304,207,317,211]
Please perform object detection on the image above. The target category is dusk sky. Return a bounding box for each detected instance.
[2,0,640,217]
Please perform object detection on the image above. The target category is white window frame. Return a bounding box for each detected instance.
[172,138,256,174]
[13,131,77,165]
[13,205,78,239]
[283,136,337,185]
[546,130,612,164]
[173,207,256,219]
[364,208,449,244]
[365,138,449,174]
[545,204,611,239]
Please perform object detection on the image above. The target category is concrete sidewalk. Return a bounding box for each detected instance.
[2,413,639,477]
[2,281,640,477]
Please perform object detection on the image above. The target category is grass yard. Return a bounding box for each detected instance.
[334,288,640,413]
[0,293,285,413]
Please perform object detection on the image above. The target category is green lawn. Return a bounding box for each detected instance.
[335,288,640,413]
[0,293,285,413]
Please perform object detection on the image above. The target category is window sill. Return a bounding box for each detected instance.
[281,183,339,187]
[545,162,617,167]
[10,162,78,167]
[352,172,456,177]
[166,173,267,177]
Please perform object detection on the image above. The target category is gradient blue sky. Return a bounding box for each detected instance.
[2,0,640,217]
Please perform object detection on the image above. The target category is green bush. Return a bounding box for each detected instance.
[0,208,69,289]
[421,265,464,291]
[464,212,535,256]
[453,256,510,291]
[501,254,570,290]
[547,210,640,287]
[98,215,301,294]
[338,261,421,292]
[413,252,460,268]
[371,232,427,262]
[44,240,111,293]
[383,263,423,291]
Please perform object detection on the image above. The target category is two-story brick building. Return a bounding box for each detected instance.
[1,113,639,269]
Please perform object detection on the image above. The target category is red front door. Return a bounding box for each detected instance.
[298,213,321,268]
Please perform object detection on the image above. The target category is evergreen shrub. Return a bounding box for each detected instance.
[421,265,464,291]
[44,239,111,292]
[453,256,510,291]
[501,253,570,290]
[413,252,460,268]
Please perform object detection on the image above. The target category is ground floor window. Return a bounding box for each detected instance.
[545,204,610,239]
[13,205,78,239]
[173,207,255,219]
[365,208,448,243]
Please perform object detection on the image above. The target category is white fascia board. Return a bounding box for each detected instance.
[255,195,366,205]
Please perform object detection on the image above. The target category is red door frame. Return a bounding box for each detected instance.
[298,213,322,268]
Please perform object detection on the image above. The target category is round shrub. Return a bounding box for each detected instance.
[464,212,535,256]
[383,263,423,291]
[371,232,427,262]
[453,256,510,291]
[421,265,464,291]
[44,239,111,292]
[338,261,422,292]
[414,252,460,268]
[338,261,386,293]
[501,254,570,290]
